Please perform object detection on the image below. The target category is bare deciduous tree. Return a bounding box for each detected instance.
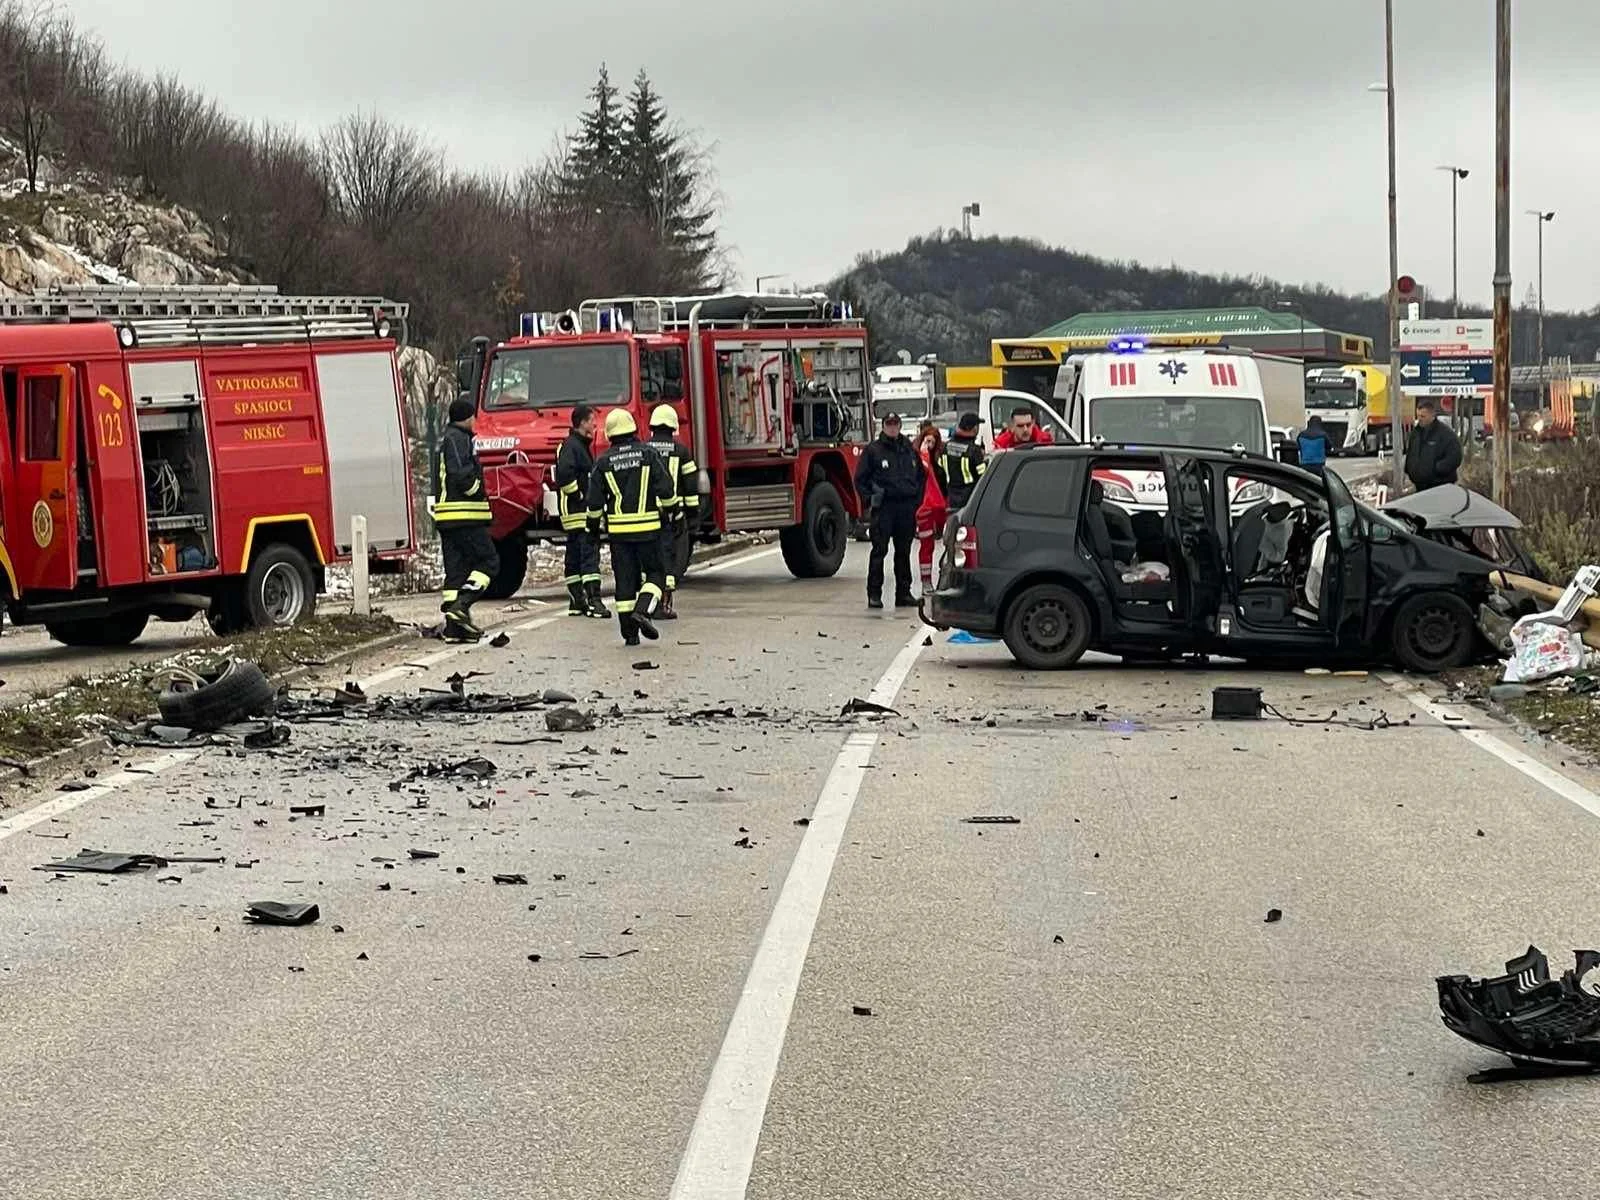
[320,112,442,245]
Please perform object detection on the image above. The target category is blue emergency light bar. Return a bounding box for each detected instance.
[1108,337,1146,353]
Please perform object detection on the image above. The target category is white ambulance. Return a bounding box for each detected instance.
[973,342,1295,513]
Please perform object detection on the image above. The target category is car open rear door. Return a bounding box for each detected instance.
[1322,467,1369,645]
[1160,452,1222,629]
[11,365,77,592]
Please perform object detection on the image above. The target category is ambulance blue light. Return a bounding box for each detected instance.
[1108,337,1146,354]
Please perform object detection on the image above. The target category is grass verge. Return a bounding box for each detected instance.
[1445,664,1600,760]
[0,613,398,765]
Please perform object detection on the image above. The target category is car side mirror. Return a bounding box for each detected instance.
[1368,520,1395,544]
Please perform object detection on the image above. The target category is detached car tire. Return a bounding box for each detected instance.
[484,536,529,600]
[1004,583,1092,670]
[1390,591,1478,673]
[46,610,149,647]
[780,482,848,579]
[157,659,278,731]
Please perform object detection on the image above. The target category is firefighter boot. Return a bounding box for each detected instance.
[633,595,660,642]
[585,582,611,619]
[619,612,640,647]
[657,589,677,620]
[566,583,587,616]
[442,611,479,643]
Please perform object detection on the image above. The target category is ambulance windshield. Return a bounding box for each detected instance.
[1089,396,1266,454]
[485,344,631,409]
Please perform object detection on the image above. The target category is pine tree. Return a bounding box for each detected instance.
[619,69,718,285]
[567,64,624,209]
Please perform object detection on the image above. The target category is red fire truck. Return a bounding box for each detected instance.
[0,285,415,646]
[457,292,872,596]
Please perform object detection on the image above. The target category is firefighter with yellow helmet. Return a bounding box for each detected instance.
[586,408,674,645]
[646,403,699,618]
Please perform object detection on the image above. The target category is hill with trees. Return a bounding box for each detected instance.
[0,4,723,360]
[833,230,1600,368]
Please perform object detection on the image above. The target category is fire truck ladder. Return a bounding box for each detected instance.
[579,292,856,334]
[0,284,409,348]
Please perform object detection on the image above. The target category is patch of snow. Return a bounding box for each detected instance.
[50,237,133,285]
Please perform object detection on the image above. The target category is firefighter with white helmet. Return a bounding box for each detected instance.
[646,403,699,619]
[586,408,674,645]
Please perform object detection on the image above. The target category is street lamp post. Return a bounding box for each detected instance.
[1436,166,1470,317]
[1372,0,1405,497]
[1526,209,1555,404]
[1490,0,1512,505]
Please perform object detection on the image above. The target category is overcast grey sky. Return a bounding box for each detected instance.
[64,0,1597,312]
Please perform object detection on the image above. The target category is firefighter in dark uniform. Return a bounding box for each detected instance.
[586,408,674,646]
[433,396,499,641]
[647,403,699,620]
[941,411,988,509]
[853,412,926,609]
[554,403,608,618]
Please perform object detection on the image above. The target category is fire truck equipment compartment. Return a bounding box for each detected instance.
[315,351,414,554]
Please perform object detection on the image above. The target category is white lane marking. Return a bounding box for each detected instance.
[0,751,199,844]
[1380,673,1600,820]
[691,546,782,575]
[669,625,930,1200]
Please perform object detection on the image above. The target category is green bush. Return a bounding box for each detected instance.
[1461,442,1600,580]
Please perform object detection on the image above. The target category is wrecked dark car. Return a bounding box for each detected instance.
[922,445,1498,672]
[1439,946,1600,1069]
[1382,484,1547,582]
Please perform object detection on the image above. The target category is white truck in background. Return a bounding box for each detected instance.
[870,360,938,424]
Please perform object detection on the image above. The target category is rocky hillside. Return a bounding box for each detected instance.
[0,136,249,293]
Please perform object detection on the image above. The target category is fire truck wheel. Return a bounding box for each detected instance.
[779,481,848,579]
[483,537,529,600]
[244,544,318,628]
[45,610,149,648]
[157,659,277,732]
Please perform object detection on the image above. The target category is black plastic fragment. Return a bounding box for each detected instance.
[1265,908,1283,923]
[545,707,596,733]
[245,901,320,926]
[36,850,165,874]
[493,873,528,885]
[408,849,441,860]
[961,815,1021,825]
[490,632,511,648]
[1438,946,1600,1068]
[289,804,326,817]
[841,698,899,717]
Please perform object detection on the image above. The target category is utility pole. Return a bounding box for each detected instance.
[1384,0,1405,498]
[1526,209,1554,409]
[1491,0,1512,506]
[1438,165,1469,452]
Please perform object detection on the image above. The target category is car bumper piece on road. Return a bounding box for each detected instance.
[1438,946,1600,1068]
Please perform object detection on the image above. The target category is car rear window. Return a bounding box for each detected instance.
[1004,457,1075,517]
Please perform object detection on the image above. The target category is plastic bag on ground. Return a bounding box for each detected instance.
[1504,615,1585,684]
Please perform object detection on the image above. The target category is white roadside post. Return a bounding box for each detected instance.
[351,515,370,616]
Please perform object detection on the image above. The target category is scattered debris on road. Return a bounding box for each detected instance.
[1212,686,1263,720]
[545,707,596,733]
[289,804,326,817]
[388,756,496,789]
[1439,945,1600,1068]
[493,873,528,885]
[961,815,1021,825]
[408,848,441,860]
[34,849,226,873]
[841,698,899,717]
[1264,908,1283,923]
[244,901,320,926]
[852,1005,875,1017]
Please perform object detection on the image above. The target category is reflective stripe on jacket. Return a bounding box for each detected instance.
[433,424,492,526]
[648,435,700,511]
[585,439,674,539]
[554,430,597,532]
[942,435,986,507]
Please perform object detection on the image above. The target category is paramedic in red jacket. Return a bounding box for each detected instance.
[915,421,949,591]
[993,404,1054,449]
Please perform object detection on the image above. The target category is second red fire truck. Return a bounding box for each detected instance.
[457,291,873,595]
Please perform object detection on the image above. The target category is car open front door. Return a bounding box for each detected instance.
[1160,452,1222,629]
[1322,467,1369,645]
[10,365,76,592]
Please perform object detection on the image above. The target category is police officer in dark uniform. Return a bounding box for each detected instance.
[647,403,699,620]
[941,412,987,510]
[554,403,608,618]
[433,396,498,641]
[586,408,674,646]
[853,412,926,609]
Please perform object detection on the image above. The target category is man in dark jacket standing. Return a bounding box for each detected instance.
[1296,416,1331,477]
[586,408,674,646]
[433,397,498,641]
[854,412,926,609]
[1405,398,1462,491]
[554,404,608,618]
[942,412,987,509]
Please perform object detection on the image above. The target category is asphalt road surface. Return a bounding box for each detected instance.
[6,542,1599,1199]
